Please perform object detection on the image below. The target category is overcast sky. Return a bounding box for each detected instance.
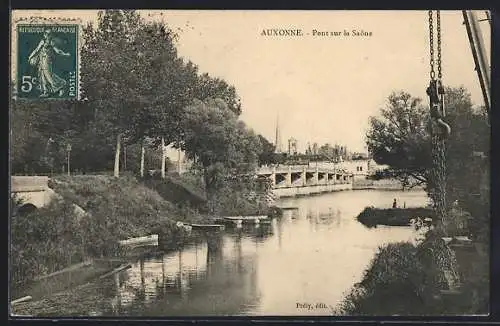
[12,10,491,153]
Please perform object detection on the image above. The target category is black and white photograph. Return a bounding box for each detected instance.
[9,9,491,317]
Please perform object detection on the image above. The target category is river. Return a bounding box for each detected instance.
[19,189,430,317]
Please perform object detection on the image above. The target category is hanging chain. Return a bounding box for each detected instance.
[429,11,435,80]
[428,10,449,236]
[436,11,442,80]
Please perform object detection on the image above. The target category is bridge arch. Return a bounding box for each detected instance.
[11,176,52,209]
[16,203,38,216]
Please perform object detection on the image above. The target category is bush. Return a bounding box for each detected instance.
[207,184,269,216]
[11,175,204,288]
[337,237,459,316]
[10,198,85,287]
[338,242,427,315]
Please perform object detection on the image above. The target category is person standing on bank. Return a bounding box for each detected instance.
[392,198,397,208]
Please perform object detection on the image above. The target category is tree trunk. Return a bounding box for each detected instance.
[123,145,127,171]
[177,148,181,174]
[140,141,145,178]
[161,137,166,179]
[114,133,121,178]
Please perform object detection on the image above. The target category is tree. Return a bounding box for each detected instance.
[366,91,432,188]
[124,22,199,177]
[10,101,47,174]
[179,98,260,199]
[366,87,490,237]
[318,143,338,161]
[11,10,246,177]
[257,135,276,166]
[194,73,242,115]
[81,10,147,177]
[10,97,80,174]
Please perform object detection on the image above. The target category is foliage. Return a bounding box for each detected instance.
[366,91,431,187]
[206,174,270,216]
[194,73,242,116]
[366,169,393,180]
[10,10,245,178]
[257,134,276,165]
[337,240,458,316]
[12,171,267,288]
[365,88,490,238]
[179,98,262,198]
[10,198,86,287]
[337,242,426,315]
[48,175,182,256]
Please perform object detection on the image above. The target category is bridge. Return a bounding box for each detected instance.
[11,176,88,218]
[10,176,67,215]
[257,165,353,197]
[11,176,54,209]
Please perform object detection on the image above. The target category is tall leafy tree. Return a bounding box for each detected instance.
[179,98,260,198]
[366,91,432,187]
[194,73,242,115]
[81,10,148,177]
[366,87,490,237]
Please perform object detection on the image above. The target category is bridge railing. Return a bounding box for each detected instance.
[257,165,348,175]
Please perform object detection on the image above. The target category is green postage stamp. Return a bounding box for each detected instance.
[16,24,79,99]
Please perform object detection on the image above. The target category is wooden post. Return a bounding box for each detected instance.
[177,148,181,174]
[114,134,121,178]
[161,137,166,179]
[66,144,72,176]
[123,145,127,171]
[140,142,145,178]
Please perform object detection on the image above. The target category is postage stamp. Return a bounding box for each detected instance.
[9,9,491,319]
[16,24,79,99]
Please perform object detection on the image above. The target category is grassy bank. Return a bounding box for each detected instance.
[356,207,435,228]
[144,174,207,210]
[337,233,489,315]
[11,174,274,292]
[11,174,200,290]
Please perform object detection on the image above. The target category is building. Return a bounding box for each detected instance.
[367,159,390,174]
[164,144,191,175]
[288,138,298,155]
[336,159,370,180]
[274,114,283,153]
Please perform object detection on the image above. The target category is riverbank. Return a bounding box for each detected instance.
[11,189,429,316]
[336,233,489,315]
[340,199,488,315]
[356,207,435,228]
[11,174,275,300]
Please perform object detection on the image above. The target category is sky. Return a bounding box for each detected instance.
[11,10,491,153]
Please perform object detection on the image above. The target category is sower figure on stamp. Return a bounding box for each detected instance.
[28,29,70,97]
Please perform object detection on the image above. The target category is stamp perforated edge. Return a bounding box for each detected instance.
[11,15,84,100]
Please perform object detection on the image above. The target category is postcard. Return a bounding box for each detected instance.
[9,9,490,317]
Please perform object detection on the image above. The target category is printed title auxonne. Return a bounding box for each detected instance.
[260,29,372,36]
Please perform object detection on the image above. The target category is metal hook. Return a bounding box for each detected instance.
[427,80,451,138]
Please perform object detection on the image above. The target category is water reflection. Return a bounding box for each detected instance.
[33,190,429,316]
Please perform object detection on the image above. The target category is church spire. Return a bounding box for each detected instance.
[274,113,282,153]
